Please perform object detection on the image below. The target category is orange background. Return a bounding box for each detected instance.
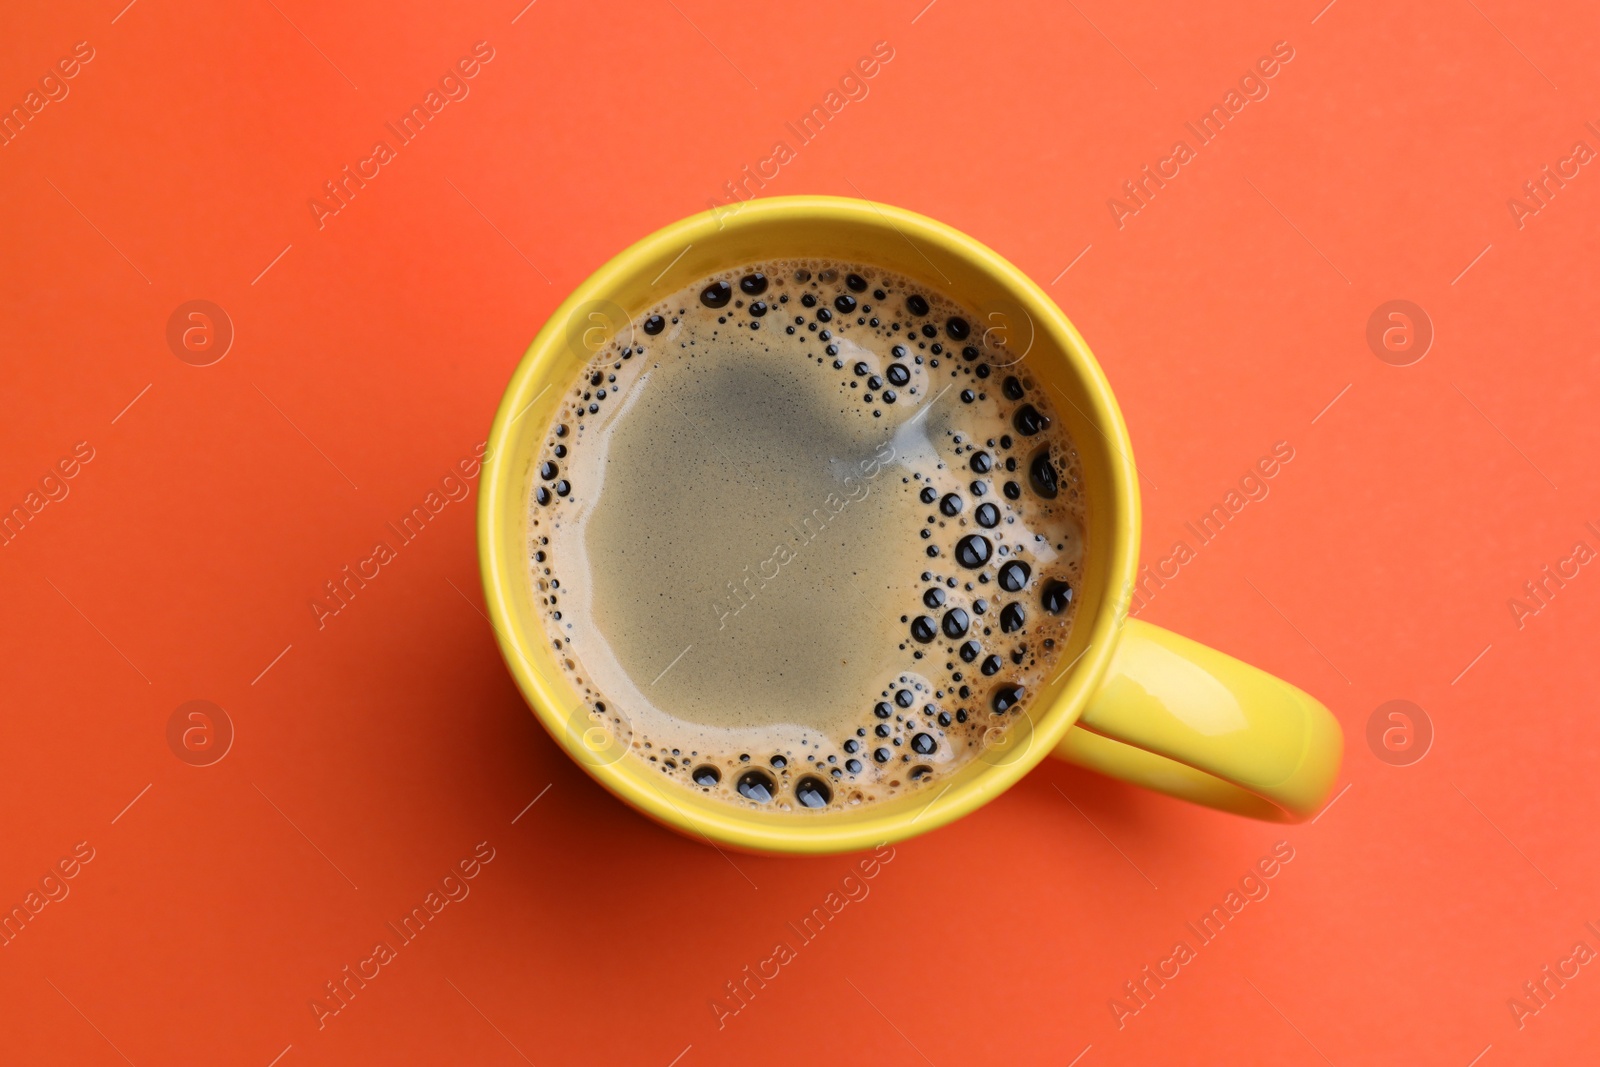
[3,1,1599,1064]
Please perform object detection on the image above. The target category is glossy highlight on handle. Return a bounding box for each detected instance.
[1052,620,1343,822]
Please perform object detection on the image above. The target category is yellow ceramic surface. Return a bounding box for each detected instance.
[478,195,1343,854]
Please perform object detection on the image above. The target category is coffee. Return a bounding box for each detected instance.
[528,261,1086,812]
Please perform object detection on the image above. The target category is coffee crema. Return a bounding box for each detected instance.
[528,261,1086,812]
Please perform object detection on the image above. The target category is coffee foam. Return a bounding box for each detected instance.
[529,262,1086,812]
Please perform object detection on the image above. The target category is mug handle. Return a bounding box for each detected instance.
[1052,619,1343,822]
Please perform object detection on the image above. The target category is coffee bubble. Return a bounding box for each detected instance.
[1029,448,1059,498]
[1013,404,1049,436]
[1041,580,1074,614]
[735,769,775,801]
[795,775,832,807]
[955,535,992,568]
[998,560,1031,592]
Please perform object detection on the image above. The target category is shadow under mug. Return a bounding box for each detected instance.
[478,195,1343,855]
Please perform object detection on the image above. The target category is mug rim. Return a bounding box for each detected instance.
[478,195,1141,854]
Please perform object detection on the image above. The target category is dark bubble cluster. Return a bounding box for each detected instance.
[530,259,1086,813]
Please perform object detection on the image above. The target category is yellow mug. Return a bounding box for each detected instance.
[478,195,1343,855]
